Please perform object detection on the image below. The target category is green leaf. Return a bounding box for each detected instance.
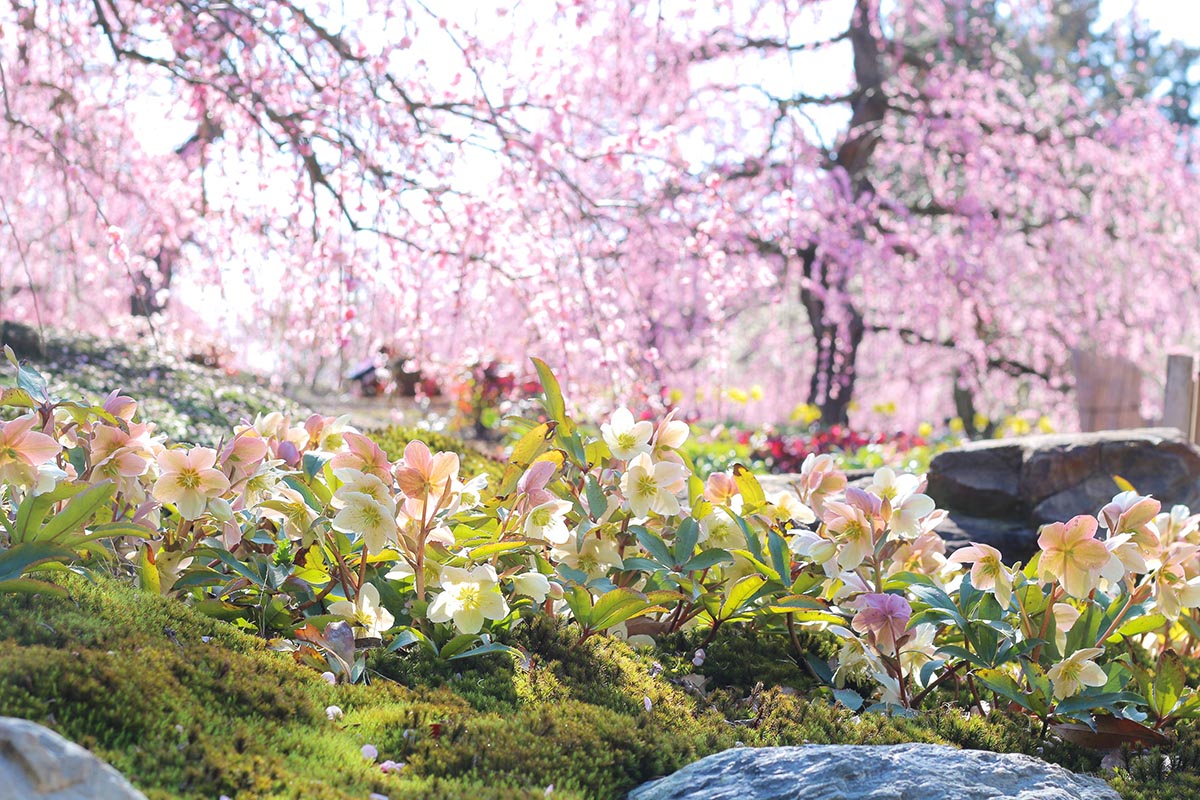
[976,668,1038,714]
[530,358,567,424]
[767,528,789,581]
[302,452,330,481]
[833,688,864,711]
[14,481,89,541]
[0,387,35,409]
[35,480,115,542]
[469,541,531,559]
[138,544,161,594]
[208,547,267,588]
[585,476,608,520]
[386,627,437,656]
[498,422,557,496]
[16,362,50,403]
[448,642,526,662]
[282,476,326,513]
[673,518,699,564]
[1112,613,1168,640]
[732,464,765,510]
[635,527,673,567]
[591,587,657,631]
[1154,650,1187,718]
[681,548,734,572]
[440,634,482,659]
[0,577,68,596]
[0,542,78,582]
[720,574,766,620]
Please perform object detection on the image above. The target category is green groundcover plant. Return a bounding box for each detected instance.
[4,353,1200,798]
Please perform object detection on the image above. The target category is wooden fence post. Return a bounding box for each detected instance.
[1163,354,1196,436]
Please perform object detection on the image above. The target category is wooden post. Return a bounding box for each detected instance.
[1163,354,1196,435]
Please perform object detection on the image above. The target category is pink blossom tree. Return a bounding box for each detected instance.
[2,0,1198,426]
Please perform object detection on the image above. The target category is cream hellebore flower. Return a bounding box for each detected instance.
[427,565,510,634]
[551,531,623,579]
[524,498,573,545]
[153,447,230,520]
[328,582,394,639]
[868,467,920,503]
[789,529,839,577]
[601,408,653,461]
[1046,647,1107,700]
[0,415,61,488]
[889,491,937,539]
[620,453,687,518]
[699,507,745,550]
[765,490,817,527]
[1037,515,1109,598]
[947,542,1013,608]
[331,491,397,553]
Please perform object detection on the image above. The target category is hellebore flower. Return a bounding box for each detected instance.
[601,408,653,461]
[1038,515,1110,598]
[427,564,509,634]
[153,446,230,520]
[1047,647,1107,699]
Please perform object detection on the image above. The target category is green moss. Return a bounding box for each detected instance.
[0,574,1171,799]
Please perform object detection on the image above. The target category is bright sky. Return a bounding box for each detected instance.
[1101,1,1200,41]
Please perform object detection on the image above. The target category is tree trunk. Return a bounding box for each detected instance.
[799,0,885,425]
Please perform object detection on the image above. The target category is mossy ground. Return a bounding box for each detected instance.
[6,573,1187,799]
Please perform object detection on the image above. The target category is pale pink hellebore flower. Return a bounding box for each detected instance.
[850,593,912,655]
[153,447,230,520]
[394,440,459,504]
[948,542,1013,608]
[1037,515,1110,598]
[0,415,61,487]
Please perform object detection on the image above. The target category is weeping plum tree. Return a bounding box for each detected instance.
[2,0,1199,425]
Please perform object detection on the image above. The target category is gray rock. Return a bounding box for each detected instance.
[936,513,1039,562]
[927,441,1024,518]
[0,716,146,800]
[627,743,1119,800]
[925,428,1200,560]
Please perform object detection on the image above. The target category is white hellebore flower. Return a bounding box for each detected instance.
[551,531,623,579]
[601,408,653,461]
[427,565,510,634]
[620,453,687,518]
[511,571,552,603]
[1047,647,1107,699]
[328,583,394,639]
[331,491,397,553]
[524,498,574,545]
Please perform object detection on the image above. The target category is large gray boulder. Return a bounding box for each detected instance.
[627,743,1119,800]
[0,716,146,800]
[926,428,1200,562]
